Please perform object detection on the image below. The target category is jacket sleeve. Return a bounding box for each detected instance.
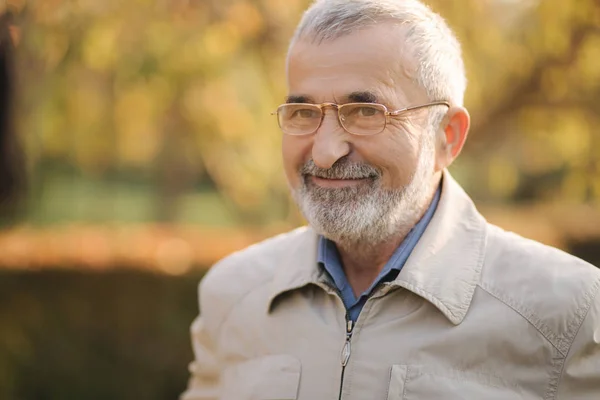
[556,286,600,399]
[180,281,223,400]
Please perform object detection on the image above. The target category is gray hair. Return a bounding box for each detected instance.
[290,0,467,118]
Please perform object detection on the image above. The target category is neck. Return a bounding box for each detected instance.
[335,236,405,296]
[334,176,440,296]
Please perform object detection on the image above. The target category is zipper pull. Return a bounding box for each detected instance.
[341,319,354,367]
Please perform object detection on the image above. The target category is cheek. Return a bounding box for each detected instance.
[363,129,421,187]
[282,136,312,188]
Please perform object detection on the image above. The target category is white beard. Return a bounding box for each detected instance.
[292,137,435,248]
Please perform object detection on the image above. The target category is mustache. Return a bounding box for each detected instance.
[300,159,380,180]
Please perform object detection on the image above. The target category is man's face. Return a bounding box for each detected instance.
[283,23,439,246]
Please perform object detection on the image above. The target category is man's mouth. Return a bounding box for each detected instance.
[306,174,375,189]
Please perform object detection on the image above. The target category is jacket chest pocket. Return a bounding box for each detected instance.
[220,354,301,400]
[387,365,527,400]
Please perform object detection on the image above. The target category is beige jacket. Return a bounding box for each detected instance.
[181,171,600,400]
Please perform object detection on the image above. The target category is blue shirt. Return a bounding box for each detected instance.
[317,186,441,322]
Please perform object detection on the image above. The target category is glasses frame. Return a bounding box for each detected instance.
[272,101,451,136]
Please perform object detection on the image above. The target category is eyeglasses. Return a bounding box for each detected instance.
[272,101,450,136]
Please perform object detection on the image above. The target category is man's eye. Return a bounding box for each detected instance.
[358,107,378,117]
[293,109,318,118]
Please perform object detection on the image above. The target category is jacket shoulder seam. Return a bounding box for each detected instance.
[204,228,311,339]
[549,277,600,400]
[212,275,273,337]
[478,282,563,355]
[560,275,600,349]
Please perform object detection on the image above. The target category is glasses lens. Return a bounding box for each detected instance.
[277,104,322,135]
[339,104,386,135]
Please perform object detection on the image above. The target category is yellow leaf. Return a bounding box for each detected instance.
[82,20,121,71]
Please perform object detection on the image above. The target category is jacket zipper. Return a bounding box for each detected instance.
[338,315,354,400]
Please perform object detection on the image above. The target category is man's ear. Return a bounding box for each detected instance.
[435,106,470,172]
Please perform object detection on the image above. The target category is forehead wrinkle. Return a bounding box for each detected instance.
[354,55,416,107]
[377,63,426,108]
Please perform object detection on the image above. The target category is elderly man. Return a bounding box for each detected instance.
[182,0,600,399]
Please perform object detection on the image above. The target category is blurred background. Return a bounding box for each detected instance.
[1,0,599,399]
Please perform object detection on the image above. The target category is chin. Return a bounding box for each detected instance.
[295,179,432,248]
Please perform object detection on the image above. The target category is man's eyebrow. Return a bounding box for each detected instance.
[285,95,313,104]
[347,91,378,103]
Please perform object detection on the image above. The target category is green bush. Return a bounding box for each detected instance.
[0,269,205,400]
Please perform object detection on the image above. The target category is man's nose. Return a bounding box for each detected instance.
[311,112,351,169]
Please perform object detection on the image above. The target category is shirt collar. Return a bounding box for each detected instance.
[268,170,487,325]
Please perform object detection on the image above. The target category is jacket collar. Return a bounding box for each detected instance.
[268,170,487,325]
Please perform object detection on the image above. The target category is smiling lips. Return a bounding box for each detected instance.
[309,175,372,189]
